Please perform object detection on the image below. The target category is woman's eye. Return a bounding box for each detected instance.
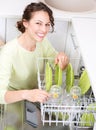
[46,24,51,27]
[36,22,41,25]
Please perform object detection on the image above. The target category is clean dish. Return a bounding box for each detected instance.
[78,70,91,95]
[66,63,74,93]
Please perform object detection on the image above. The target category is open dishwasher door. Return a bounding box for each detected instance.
[72,17,96,130]
[72,17,96,99]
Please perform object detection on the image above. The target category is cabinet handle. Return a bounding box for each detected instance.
[71,33,79,49]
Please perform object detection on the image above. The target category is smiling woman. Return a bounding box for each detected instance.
[0,2,69,129]
[0,1,69,105]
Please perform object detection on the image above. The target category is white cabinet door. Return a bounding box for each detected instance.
[6,18,21,42]
[47,20,68,52]
[0,18,6,42]
[65,21,82,75]
[64,22,81,58]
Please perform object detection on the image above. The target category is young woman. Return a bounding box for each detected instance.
[0,2,69,104]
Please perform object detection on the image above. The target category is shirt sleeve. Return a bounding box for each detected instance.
[0,46,13,104]
[42,38,58,58]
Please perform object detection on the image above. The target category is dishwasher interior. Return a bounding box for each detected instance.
[0,57,96,130]
[37,57,96,130]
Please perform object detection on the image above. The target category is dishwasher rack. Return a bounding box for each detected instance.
[40,96,96,127]
[37,57,96,127]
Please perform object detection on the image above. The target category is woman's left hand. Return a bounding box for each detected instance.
[55,52,69,70]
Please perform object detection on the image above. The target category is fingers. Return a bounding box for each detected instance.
[37,93,49,103]
[36,89,50,103]
[55,52,69,70]
[61,55,69,69]
[28,89,50,103]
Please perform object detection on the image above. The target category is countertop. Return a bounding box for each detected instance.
[72,17,96,99]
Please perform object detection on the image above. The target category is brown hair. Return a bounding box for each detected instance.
[16,2,54,33]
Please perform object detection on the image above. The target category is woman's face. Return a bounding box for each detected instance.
[23,11,51,42]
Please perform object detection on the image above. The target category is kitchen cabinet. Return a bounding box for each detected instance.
[64,21,82,75]
[6,18,21,42]
[0,101,70,130]
[0,18,6,42]
[47,19,68,52]
[47,19,81,59]
[0,17,21,42]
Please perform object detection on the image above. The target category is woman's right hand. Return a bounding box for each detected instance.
[23,89,50,103]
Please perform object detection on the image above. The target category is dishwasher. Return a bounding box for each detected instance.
[36,57,96,130]
[0,58,96,130]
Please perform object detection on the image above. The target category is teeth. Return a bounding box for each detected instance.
[38,33,44,37]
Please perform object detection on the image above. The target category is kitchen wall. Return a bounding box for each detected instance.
[0,0,40,42]
[0,0,38,16]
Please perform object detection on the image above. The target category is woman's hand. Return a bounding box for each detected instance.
[23,89,50,103]
[55,52,69,70]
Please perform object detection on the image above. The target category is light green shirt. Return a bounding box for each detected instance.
[0,38,58,104]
